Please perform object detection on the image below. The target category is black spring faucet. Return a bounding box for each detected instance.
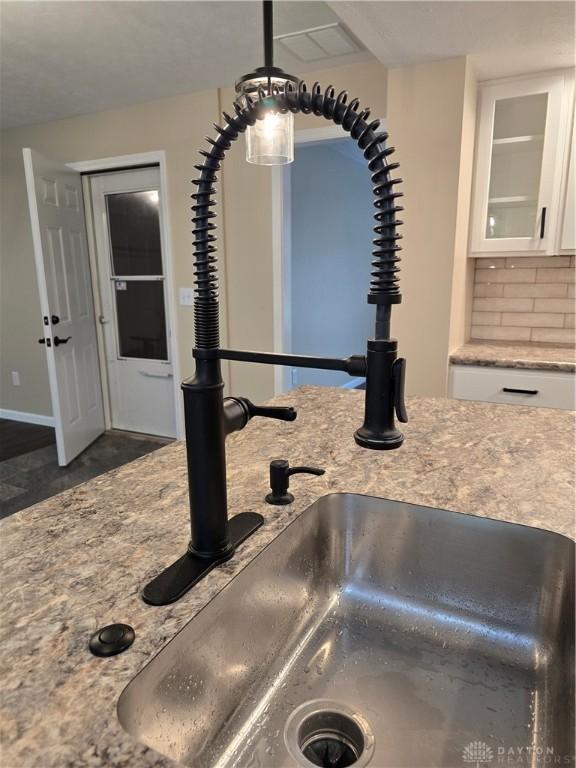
[142,80,407,606]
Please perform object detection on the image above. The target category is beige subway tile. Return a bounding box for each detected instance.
[531,327,576,344]
[473,297,533,312]
[471,311,501,326]
[477,268,536,284]
[505,256,571,269]
[471,325,531,342]
[476,269,500,283]
[565,315,575,329]
[475,258,506,271]
[503,283,567,298]
[533,298,576,314]
[569,284,575,299]
[501,312,563,328]
[536,267,575,283]
[474,283,504,298]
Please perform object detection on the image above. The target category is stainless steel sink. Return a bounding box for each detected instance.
[118,494,574,768]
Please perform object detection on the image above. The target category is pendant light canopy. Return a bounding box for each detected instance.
[235,1,299,165]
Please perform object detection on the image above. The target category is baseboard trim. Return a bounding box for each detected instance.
[0,408,55,427]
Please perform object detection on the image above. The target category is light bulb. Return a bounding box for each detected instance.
[246,109,294,165]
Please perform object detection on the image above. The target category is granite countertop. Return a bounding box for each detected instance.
[1,387,575,768]
[450,341,576,372]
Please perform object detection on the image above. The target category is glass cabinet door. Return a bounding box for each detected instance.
[486,93,547,240]
[471,73,566,254]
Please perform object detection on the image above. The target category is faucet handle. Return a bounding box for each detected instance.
[240,398,297,422]
[392,358,408,423]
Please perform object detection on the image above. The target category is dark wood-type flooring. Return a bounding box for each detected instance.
[0,419,56,461]
[0,420,172,519]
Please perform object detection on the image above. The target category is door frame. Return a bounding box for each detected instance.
[271,123,384,395]
[67,151,183,438]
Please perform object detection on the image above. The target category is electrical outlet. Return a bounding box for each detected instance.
[11,371,20,387]
[179,287,194,306]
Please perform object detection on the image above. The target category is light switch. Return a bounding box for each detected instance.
[11,371,20,386]
[179,287,194,306]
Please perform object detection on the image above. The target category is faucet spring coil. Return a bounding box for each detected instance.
[191,80,403,349]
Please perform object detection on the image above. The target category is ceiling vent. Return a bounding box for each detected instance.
[275,23,361,62]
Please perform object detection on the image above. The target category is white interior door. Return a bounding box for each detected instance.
[23,148,105,466]
[90,168,176,438]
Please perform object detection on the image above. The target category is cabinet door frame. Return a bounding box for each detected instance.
[470,71,567,256]
[558,85,575,254]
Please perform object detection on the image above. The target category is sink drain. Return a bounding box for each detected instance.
[300,711,362,767]
[285,701,374,768]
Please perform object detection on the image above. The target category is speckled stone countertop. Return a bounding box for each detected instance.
[1,388,575,768]
[450,340,576,372]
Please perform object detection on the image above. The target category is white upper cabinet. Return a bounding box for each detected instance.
[470,71,575,256]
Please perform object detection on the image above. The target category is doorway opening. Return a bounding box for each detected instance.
[274,130,377,394]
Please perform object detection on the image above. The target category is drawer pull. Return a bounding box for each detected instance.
[502,387,539,395]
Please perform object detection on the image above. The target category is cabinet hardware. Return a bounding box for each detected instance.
[539,206,547,239]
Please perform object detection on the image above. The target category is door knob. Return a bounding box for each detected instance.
[53,336,71,347]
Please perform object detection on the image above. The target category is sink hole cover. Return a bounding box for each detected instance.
[285,701,375,768]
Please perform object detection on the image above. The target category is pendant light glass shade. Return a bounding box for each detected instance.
[234,4,299,165]
[246,110,294,165]
[235,67,299,166]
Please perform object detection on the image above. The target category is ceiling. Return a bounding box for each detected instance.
[1,1,574,131]
[332,1,575,80]
[0,1,369,130]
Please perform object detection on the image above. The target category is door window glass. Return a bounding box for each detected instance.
[106,191,162,275]
[114,280,167,360]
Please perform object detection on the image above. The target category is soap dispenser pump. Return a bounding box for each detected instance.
[265,459,325,505]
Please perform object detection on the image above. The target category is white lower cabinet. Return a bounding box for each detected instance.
[450,365,575,410]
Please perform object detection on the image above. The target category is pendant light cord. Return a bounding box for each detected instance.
[263,0,273,68]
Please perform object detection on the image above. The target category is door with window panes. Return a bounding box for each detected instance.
[90,167,176,437]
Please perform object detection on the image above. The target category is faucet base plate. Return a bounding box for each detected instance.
[353,427,404,450]
[142,512,264,606]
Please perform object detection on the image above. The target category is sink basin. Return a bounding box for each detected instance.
[118,494,574,768]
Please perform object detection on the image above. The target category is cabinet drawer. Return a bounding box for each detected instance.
[450,365,575,410]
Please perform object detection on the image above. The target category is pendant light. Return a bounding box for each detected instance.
[235,1,299,165]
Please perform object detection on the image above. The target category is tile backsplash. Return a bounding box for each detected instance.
[471,256,575,344]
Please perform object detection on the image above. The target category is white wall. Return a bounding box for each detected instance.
[290,140,374,387]
[387,56,477,397]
